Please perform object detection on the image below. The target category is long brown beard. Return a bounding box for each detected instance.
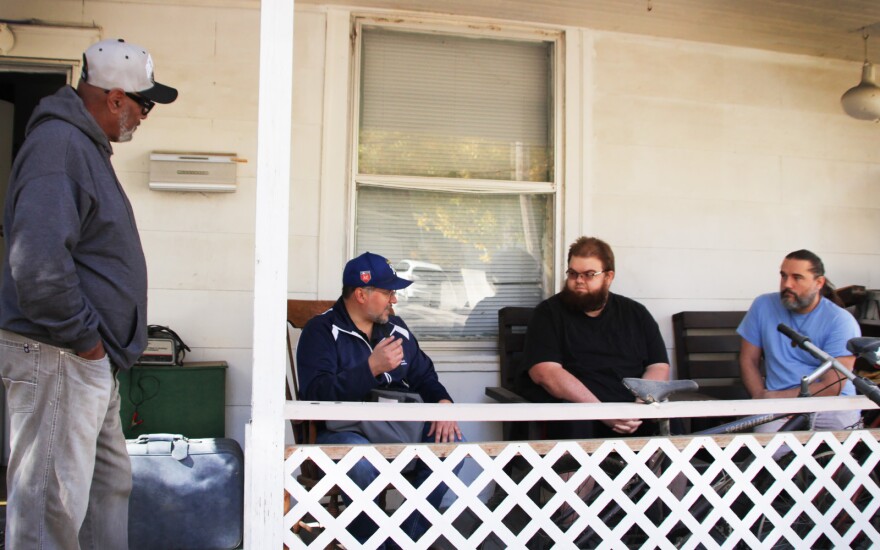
[560,284,609,314]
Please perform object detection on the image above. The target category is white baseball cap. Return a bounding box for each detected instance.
[81,38,177,104]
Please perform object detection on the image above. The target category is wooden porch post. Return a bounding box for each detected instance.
[245,0,294,546]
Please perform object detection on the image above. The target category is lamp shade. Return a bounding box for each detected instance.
[841,62,880,121]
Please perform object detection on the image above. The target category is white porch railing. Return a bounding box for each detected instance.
[283,398,879,549]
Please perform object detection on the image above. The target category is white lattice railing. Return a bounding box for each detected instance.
[282,399,880,549]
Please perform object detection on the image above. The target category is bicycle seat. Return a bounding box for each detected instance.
[622,378,699,403]
[847,337,880,366]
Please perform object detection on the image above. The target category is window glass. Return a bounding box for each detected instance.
[355,25,557,340]
[356,187,550,339]
[359,27,552,182]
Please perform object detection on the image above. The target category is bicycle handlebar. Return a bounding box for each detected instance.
[777,322,880,408]
[854,377,880,407]
[777,323,810,348]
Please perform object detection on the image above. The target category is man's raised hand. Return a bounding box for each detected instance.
[368,336,404,376]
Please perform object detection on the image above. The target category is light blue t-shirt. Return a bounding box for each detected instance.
[737,292,861,396]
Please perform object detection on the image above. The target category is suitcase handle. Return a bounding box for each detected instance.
[132,434,190,461]
[134,433,187,443]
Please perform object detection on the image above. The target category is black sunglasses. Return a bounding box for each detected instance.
[125,92,155,116]
[104,89,155,116]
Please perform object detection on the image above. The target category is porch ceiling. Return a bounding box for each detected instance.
[299,0,880,62]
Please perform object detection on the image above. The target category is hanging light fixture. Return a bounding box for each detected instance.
[841,31,880,121]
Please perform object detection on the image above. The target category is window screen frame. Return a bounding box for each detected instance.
[347,15,565,350]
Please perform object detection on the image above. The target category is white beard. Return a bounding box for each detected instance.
[117,109,135,142]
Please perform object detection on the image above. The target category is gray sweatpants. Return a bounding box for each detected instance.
[0,329,131,550]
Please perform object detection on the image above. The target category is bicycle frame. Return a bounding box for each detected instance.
[779,322,880,404]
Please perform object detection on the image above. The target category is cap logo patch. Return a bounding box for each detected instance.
[145,54,155,82]
[360,271,371,284]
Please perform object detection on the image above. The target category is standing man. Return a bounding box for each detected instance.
[738,249,861,432]
[518,236,670,439]
[297,251,462,548]
[0,39,177,548]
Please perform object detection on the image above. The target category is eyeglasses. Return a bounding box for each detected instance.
[104,89,155,116]
[565,269,608,282]
[366,287,396,299]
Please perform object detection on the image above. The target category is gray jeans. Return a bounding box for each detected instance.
[0,329,131,550]
[755,408,862,460]
[754,408,862,433]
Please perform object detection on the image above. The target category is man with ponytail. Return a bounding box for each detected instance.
[738,249,861,432]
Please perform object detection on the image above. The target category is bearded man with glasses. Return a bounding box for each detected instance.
[517,236,671,439]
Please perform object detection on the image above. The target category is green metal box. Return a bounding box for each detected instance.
[118,361,227,439]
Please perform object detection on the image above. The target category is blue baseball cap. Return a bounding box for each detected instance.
[343,252,413,290]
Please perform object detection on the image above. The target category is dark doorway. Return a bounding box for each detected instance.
[0,71,68,161]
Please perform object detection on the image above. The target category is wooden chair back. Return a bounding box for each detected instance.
[671,311,748,401]
[285,299,335,442]
[284,299,339,534]
[498,306,535,393]
[484,306,537,442]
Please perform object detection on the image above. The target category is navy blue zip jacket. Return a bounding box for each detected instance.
[297,297,452,404]
[0,86,148,369]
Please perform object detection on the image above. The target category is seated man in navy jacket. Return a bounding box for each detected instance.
[297,251,462,547]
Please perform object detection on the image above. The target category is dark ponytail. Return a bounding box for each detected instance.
[785,249,844,307]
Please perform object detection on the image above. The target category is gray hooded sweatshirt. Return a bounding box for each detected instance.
[0,85,148,369]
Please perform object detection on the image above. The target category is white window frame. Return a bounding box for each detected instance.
[346,14,566,351]
[0,23,101,83]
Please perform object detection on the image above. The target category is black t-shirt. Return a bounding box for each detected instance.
[517,292,669,404]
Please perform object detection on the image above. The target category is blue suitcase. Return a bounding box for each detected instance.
[127,434,244,549]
